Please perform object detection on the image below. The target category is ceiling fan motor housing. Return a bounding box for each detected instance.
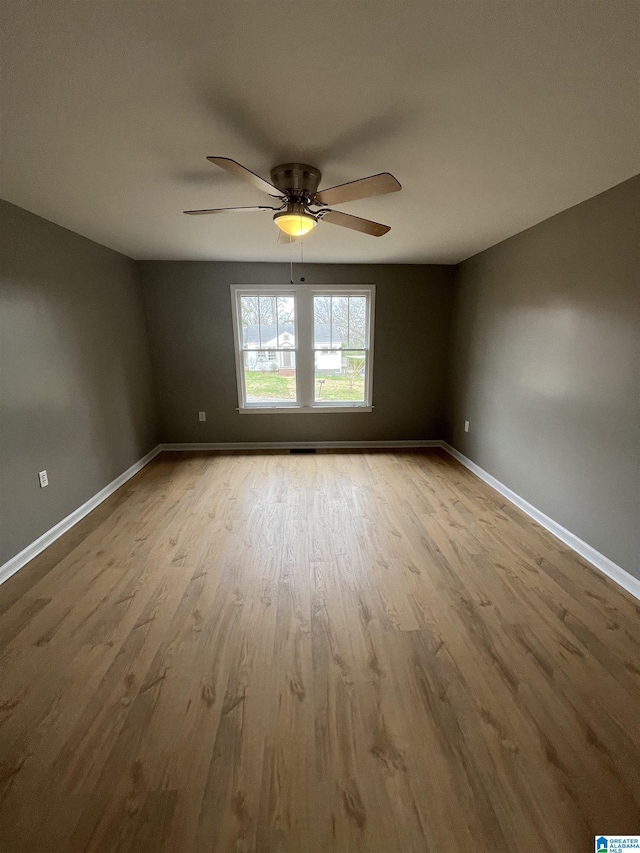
[270,163,321,204]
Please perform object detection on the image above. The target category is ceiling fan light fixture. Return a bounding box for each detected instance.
[185,159,398,239]
[273,205,316,237]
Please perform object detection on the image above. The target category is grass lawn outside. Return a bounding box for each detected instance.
[245,371,296,401]
[245,371,364,402]
[314,373,365,402]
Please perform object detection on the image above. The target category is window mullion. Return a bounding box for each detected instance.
[296,288,314,407]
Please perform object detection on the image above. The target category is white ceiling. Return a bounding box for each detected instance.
[1,1,638,264]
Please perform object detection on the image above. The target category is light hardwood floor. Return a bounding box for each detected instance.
[0,450,638,852]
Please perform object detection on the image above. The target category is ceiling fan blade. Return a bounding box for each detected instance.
[313,172,401,206]
[183,205,280,215]
[319,209,390,237]
[206,157,283,197]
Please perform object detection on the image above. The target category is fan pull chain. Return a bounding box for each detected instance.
[289,237,294,284]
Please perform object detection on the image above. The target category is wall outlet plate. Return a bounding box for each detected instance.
[198,411,206,422]
[38,470,49,488]
[464,420,470,433]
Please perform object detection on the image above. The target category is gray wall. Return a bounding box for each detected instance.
[447,176,640,578]
[0,199,158,566]
[139,262,454,444]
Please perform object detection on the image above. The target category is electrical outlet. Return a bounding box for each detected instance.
[38,470,49,488]
[198,411,206,422]
[464,420,470,433]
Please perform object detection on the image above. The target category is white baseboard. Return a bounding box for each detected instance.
[441,442,640,602]
[0,445,162,587]
[161,440,443,451]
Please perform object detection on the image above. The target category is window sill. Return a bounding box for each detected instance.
[238,405,373,415]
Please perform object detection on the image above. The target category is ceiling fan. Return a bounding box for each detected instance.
[184,158,401,239]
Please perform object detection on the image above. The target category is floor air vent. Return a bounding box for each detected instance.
[290,448,317,454]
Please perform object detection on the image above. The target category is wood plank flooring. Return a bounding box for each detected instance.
[0,449,638,852]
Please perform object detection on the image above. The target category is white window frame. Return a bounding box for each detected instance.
[231,284,375,414]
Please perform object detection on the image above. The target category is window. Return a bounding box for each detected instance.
[231,284,375,413]
[313,294,367,405]
[235,293,298,407]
